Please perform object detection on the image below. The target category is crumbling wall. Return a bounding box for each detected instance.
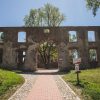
[2,41,17,68]
[0,26,99,71]
[24,35,39,71]
[58,42,70,71]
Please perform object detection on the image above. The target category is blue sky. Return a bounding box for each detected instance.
[0,0,100,26]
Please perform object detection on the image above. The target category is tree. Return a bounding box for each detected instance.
[86,0,100,16]
[38,41,57,68]
[43,3,65,26]
[24,3,65,68]
[24,3,65,27]
[24,9,45,27]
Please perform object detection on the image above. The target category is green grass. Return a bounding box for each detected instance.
[0,69,24,100]
[62,68,100,100]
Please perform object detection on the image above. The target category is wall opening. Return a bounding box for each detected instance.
[89,49,97,61]
[0,49,3,64]
[69,49,79,64]
[89,49,98,67]
[0,32,5,43]
[37,41,58,69]
[18,32,26,42]
[88,31,96,42]
[17,50,26,68]
[69,31,77,42]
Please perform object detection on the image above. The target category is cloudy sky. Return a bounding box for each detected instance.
[0,0,100,26]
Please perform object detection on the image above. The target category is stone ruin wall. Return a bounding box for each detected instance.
[0,26,100,71]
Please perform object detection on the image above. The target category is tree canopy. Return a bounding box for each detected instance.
[24,3,65,27]
[86,0,100,16]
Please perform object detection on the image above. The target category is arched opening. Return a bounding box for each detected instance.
[18,31,26,42]
[0,49,3,64]
[89,49,98,67]
[37,41,58,69]
[69,49,79,64]
[17,49,26,69]
[0,32,5,43]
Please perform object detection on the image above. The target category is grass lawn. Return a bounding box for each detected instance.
[0,69,24,100]
[62,68,100,100]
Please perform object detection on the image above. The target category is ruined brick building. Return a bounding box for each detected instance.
[0,26,100,71]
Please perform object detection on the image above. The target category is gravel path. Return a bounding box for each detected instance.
[8,70,81,100]
[8,73,37,100]
[54,75,81,100]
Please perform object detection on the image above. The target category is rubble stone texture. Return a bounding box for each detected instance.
[0,26,100,71]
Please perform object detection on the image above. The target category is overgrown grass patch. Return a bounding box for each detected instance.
[62,68,100,100]
[0,69,24,100]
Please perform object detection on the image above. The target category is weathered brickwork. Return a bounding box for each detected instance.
[0,26,100,71]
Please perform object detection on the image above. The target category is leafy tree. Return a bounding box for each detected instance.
[43,3,65,26]
[38,41,57,68]
[24,3,65,26]
[24,9,44,27]
[86,0,100,16]
[24,3,65,67]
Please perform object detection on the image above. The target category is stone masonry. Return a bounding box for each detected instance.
[0,26,100,71]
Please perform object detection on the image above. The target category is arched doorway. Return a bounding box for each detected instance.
[37,41,58,69]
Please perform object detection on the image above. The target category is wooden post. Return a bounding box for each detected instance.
[73,58,81,85]
[76,71,80,85]
[75,64,80,85]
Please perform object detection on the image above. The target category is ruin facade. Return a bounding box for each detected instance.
[0,26,100,71]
